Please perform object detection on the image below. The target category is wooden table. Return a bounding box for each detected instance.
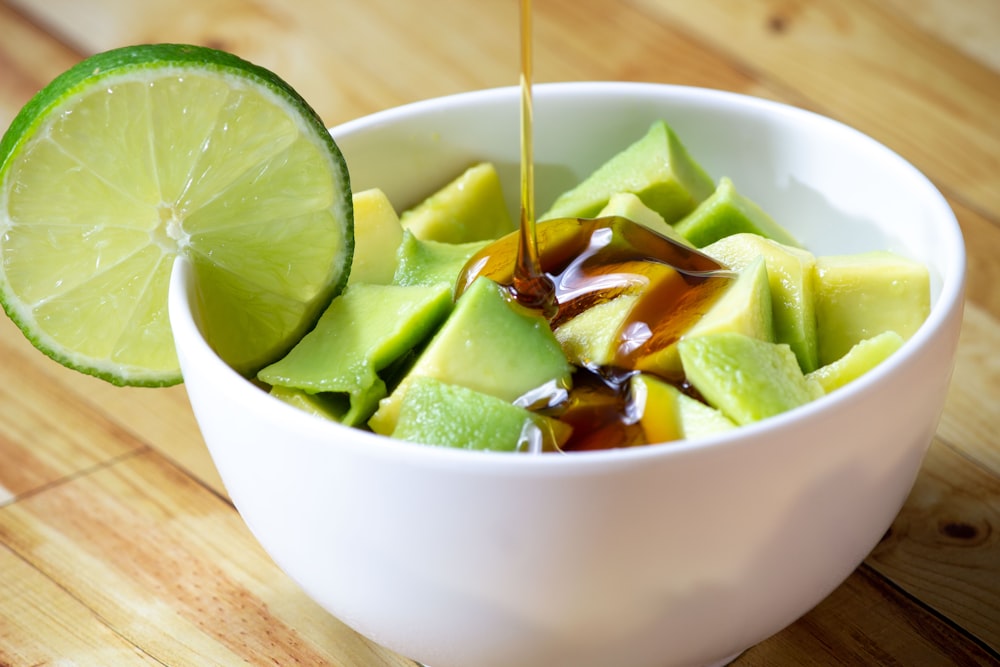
[1,1,997,664]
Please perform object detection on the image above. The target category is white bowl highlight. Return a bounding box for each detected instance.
[169,83,964,667]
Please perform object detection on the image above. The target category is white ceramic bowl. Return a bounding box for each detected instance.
[168,83,965,667]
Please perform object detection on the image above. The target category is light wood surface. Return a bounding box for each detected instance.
[1,1,998,665]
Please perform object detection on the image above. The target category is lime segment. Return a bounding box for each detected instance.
[0,44,353,386]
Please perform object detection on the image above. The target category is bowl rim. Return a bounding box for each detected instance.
[169,81,967,471]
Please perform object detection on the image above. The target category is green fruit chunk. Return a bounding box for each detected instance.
[269,385,350,422]
[678,332,822,425]
[597,192,693,247]
[814,251,930,366]
[541,120,715,222]
[348,188,404,286]
[554,256,772,379]
[258,283,452,426]
[806,330,904,393]
[637,256,774,378]
[392,230,490,288]
[674,177,800,249]
[369,276,573,435]
[555,294,640,368]
[630,373,736,443]
[703,232,819,372]
[391,376,571,452]
[399,162,515,243]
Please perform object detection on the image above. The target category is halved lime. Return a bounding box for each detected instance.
[0,44,353,386]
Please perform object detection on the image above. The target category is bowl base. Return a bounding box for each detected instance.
[416,652,744,667]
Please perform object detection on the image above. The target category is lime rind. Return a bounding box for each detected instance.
[0,44,353,386]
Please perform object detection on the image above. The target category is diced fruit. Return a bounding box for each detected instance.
[555,254,771,380]
[348,188,404,285]
[597,193,693,247]
[678,332,822,425]
[674,177,800,249]
[269,385,350,422]
[399,162,514,243]
[807,330,905,393]
[555,294,640,368]
[541,120,715,222]
[0,44,353,385]
[391,376,571,452]
[813,251,930,366]
[551,250,772,380]
[630,373,736,443]
[369,276,573,435]
[703,232,819,372]
[258,283,452,426]
[637,256,774,378]
[392,230,490,288]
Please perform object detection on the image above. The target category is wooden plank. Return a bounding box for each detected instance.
[938,304,1000,476]
[631,0,1000,221]
[4,0,778,125]
[53,372,225,497]
[0,307,224,500]
[0,3,82,127]
[0,316,145,501]
[3,0,516,125]
[954,198,1000,317]
[880,0,1000,73]
[738,566,998,665]
[0,545,161,665]
[868,435,1000,652]
[0,450,415,666]
[533,0,776,97]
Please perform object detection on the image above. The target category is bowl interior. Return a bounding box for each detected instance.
[173,82,967,462]
[333,82,963,311]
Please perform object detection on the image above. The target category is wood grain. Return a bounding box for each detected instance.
[880,0,1000,71]
[637,0,1000,221]
[0,0,998,664]
[0,545,161,665]
[0,313,145,501]
[0,3,80,126]
[0,451,413,666]
[939,305,1000,476]
[869,435,1000,650]
[740,566,999,666]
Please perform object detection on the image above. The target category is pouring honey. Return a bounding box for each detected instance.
[455,0,734,451]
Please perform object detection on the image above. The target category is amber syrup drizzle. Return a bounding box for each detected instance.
[512,0,557,317]
[455,0,734,450]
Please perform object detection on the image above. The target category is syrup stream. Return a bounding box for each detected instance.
[513,0,557,316]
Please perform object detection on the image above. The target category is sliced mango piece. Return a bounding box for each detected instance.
[703,232,819,372]
[674,177,800,249]
[813,251,930,366]
[348,187,405,285]
[399,162,514,243]
[391,376,571,452]
[807,330,905,393]
[678,332,822,425]
[258,283,453,426]
[541,120,715,222]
